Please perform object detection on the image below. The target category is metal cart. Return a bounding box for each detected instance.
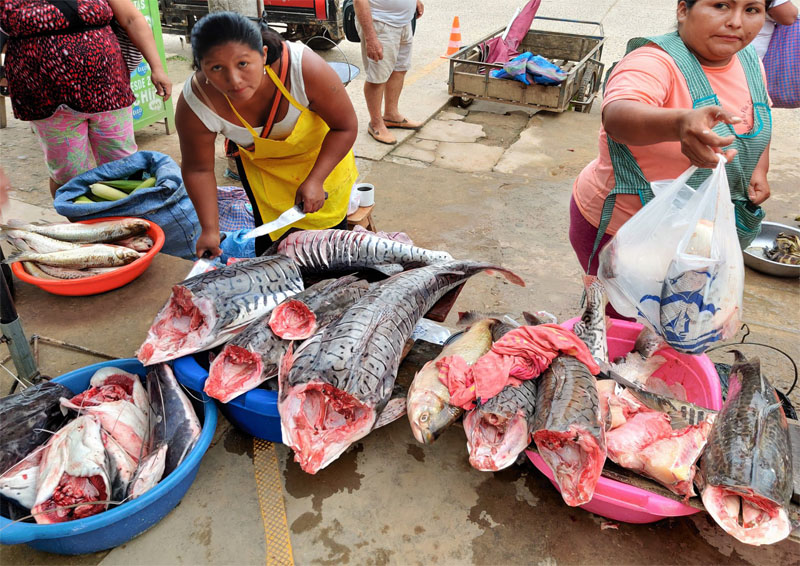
[447,17,605,113]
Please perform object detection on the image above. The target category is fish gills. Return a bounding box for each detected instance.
[464,379,538,471]
[407,318,497,444]
[280,261,524,474]
[533,355,606,507]
[137,255,304,365]
[700,352,793,546]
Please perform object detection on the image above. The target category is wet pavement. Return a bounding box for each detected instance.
[2,1,799,564]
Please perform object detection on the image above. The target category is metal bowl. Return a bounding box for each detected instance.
[742,221,800,278]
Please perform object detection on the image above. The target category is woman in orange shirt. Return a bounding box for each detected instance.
[570,0,773,274]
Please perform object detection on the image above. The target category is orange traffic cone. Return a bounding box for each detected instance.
[443,16,462,58]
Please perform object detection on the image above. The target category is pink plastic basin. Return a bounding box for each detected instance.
[526,317,722,523]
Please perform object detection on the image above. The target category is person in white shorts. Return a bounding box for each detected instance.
[355,0,424,144]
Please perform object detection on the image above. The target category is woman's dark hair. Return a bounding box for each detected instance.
[680,0,773,8]
[190,11,284,69]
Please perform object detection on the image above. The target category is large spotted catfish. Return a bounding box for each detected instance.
[137,256,304,365]
[278,261,524,474]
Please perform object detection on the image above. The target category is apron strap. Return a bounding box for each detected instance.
[260,44,290,140]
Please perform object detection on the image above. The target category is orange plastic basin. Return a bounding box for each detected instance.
[10,217,165,296]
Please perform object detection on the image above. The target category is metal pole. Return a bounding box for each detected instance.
[0,267,39,384]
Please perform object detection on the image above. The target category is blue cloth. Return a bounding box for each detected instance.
[526,55,567,85]
[491,52,533,85]
[219,228,256,261]
[217,186,255,232]
[53,151,200,259]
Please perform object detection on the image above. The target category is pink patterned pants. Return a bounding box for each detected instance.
[31,105,138,185]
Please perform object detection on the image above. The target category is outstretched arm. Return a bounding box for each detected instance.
[108,0,172,100]
[603,101,741,169]
[175,93,221,259]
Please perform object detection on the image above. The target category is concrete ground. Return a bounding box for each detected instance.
[1,1,799,564]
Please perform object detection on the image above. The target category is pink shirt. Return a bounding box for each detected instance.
[573,45,760,235]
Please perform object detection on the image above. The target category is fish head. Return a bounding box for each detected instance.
[463,409,531,472]
[116,246,143,263]
[407,387,460,445]
[279,381,376,474]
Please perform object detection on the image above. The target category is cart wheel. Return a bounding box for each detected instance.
[573,69,599,113]
[455,97,474,109]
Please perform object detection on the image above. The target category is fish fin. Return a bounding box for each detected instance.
[484,268,525,287]
[456,311,503,328]
[0,220,27,230]
[522,311,558,326]
[374,397,407,429]
[277,342,294,403]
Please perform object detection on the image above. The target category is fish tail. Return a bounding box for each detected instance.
[0,219,27,231]
[484,267,525,287]
[3,250,35,264]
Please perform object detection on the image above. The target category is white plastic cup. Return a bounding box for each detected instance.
[355,183,375,207]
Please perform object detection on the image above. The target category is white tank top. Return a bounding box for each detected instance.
[182,41,310,146]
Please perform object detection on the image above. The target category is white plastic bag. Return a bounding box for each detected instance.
[599,156,743,354]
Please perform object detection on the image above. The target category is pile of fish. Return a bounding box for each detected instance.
[1,218,153,279]
[406,276,794,546]
[135,229,523,474]
[0,365,200,524]
[763,232,800,265]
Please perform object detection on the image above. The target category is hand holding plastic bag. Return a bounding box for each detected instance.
[599,156,744,354]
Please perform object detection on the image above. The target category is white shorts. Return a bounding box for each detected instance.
[355,20,413,84]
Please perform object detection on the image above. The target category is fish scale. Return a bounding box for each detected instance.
[280,261,524,473]
[276,229,453,274]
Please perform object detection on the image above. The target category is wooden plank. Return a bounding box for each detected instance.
[424,283,465,323]
[790,419,800,504]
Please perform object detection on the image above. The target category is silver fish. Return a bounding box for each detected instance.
[137,255,304,365]
[700,351,793,546]
[29,263,96,280]
[1,228,80,253]
[279,260,524,474]
[115,234,154,252]
[276,229,453,275]
[2,218,150,243]
[4,245,141,269]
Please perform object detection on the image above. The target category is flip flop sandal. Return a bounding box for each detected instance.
[383,118,423,130]
[368,124,397,145]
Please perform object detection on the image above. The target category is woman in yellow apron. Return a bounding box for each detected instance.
[175,11,358,258]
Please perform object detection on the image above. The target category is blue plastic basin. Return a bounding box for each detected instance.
[0,358,217,554]
[173,355,282,443]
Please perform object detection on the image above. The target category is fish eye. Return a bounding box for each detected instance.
[419,412,429,423]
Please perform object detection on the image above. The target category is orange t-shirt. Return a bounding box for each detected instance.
[573,45,761,235]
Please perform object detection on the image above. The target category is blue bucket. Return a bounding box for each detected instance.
[0,359,217,554]
[173,355,282,443]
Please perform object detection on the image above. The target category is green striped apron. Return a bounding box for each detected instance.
[588,32,771,269]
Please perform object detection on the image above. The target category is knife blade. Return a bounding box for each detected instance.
[243,192,329,240]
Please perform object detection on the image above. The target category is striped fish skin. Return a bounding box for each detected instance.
[279,261,525,474]
[700,352,793,546]
[532,355,607,507]
[137,255,304,365]
[407,318,498,445]
[464,379,538,471]
[276,229,453,275]
[572,275,609,364]
[205,277,371,403]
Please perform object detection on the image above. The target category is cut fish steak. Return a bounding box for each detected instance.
[279,261,524,474]
[205,276,370,403]
[137,255,304,365]
[532,355,606,507]
[700,352,793,546]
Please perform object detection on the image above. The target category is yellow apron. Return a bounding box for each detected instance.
[226,66,358,240]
